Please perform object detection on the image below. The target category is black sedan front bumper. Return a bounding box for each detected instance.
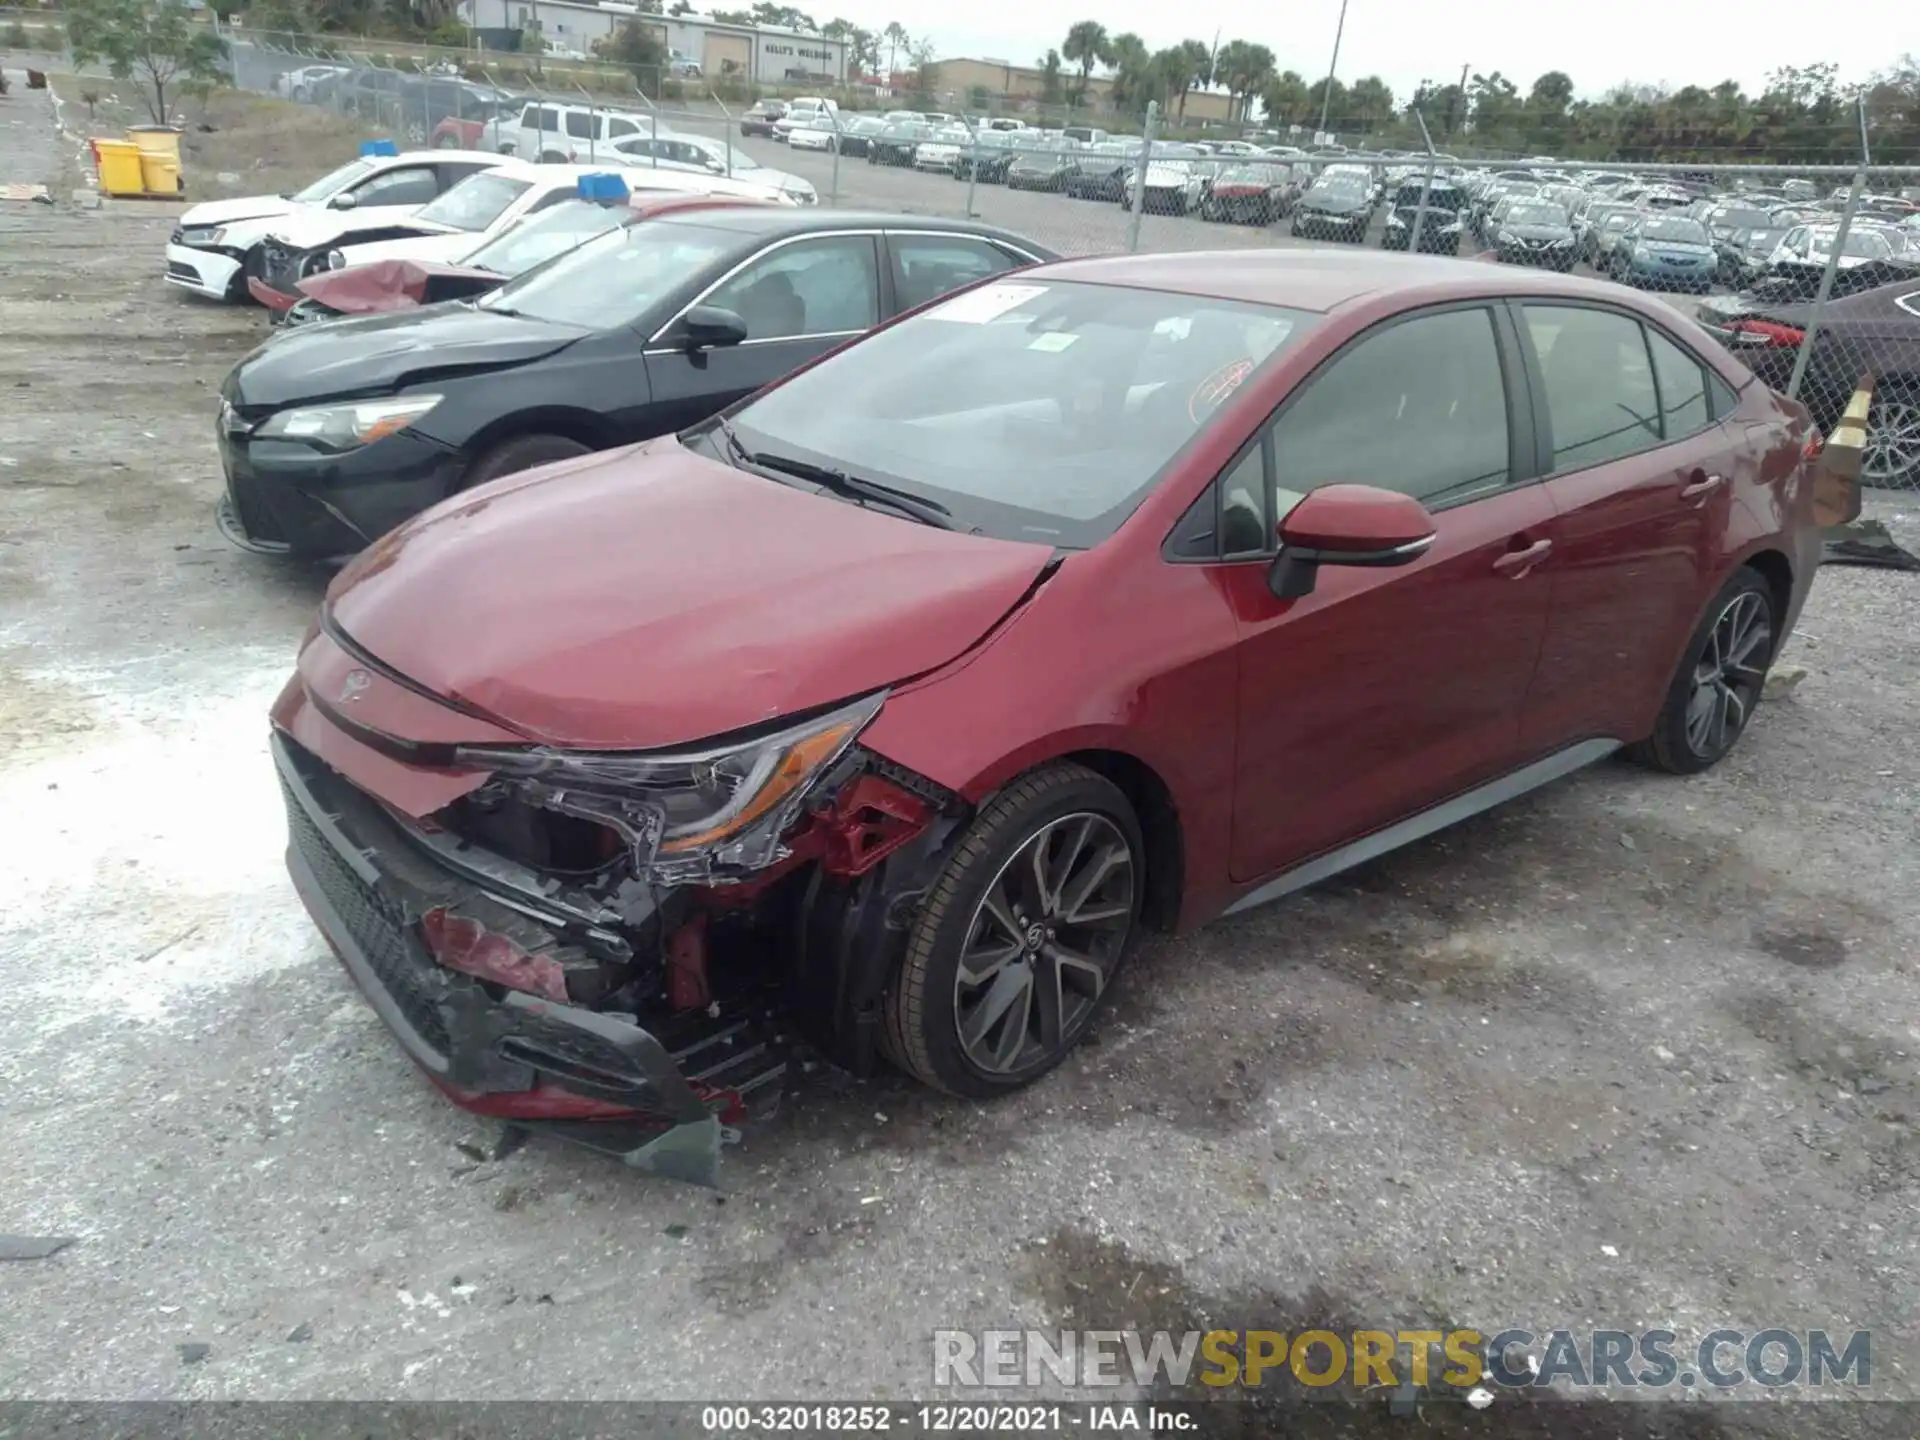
[214,409,465,558]
[274,733,767,1185]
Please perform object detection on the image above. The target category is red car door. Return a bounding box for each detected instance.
[1219,303,1559,884]
[1511,302,1739,752]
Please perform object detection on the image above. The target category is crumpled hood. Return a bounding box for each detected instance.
[227,301,580,408]
[324,437,1058,750]
[295,259,503,315]
[268,209,457,251]
[337,231,480,268]
[179,193,297,228]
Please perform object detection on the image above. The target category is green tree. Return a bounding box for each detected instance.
[1347,75,1393,133]
[1060,19,1110,107]
[883,20,909,78]
[64,0,227,124]
[1038,47,1064,106]
[1260,69,1310,127]
[749,3,817,31]
[1305,75,1346,131]
[823,18,878,76]
[1105,31,1150,113]
[1214,40,1274,122]
[604,16,666,80]
[1170,37,1211,118]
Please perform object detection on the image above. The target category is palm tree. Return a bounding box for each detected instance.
[1347,76,1394,134]
[883,21,909,82]
[1172,37,1211,118]
[1061,20,1110,108]
[1215,40,1275,123]
[1106,31,1149,112]
[1260,69,1310,128]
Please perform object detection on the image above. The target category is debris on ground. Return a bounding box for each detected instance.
[1764,665,1810,701]
[177,1342,211,1365]
[0,1235,76,1260]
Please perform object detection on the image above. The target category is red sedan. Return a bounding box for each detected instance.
[271,250,1822,1183]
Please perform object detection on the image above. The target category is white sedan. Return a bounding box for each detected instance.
[164,149,503,302]
[913,127,973,173]
[787,123,838,153]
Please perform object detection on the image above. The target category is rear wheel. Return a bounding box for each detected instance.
[882,763,1142,1098]
[462,433,593,490]
[229,243,267,304]
[1631,568,1776,775]
[1860,382,1920,490]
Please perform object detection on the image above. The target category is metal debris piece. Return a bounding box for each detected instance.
[1821,519,1920,572]
[1764,666,1809,701]
[0,1235,76,1260]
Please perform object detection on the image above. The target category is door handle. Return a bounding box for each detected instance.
[1680,473,1726,501]
[1492,538,1553,577]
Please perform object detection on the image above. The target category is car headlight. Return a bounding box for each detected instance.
[451,691,884,881]
[327,249,347,269]
[785,181,817,204]
[179,225,226,247]
[254,394,443,452]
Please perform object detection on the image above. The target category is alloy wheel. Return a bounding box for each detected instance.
[951,812,1135,1076]
[1684,590,1772,759]
[1860,393,1920,488]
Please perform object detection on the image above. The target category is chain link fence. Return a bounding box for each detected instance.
[20,9,1919,491]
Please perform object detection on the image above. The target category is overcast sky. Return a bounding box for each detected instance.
[833,0,1885,104]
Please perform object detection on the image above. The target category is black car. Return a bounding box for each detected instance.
[868,121,931,167]
[952,129,1023,183]
[1697,270,1920,488]
[834,116,887,158]
[1061,142,1136,201]
[739,100,788,139]
[1288,171,1374,242]
[1005,140,1079,193]
[1379,180,1467,254]
[1716,224,1789,287]
[214,211,1058,557]
[1490,199,1579,270]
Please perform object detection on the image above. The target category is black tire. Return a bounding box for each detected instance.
[229,244,267,304]
[538,150,567,164]
[462,433,593,490]
[882,762,1143,1098]
[1630,567,1777,775]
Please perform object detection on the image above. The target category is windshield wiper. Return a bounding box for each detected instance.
[746,447,955,530]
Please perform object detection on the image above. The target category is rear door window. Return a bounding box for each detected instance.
[1521,304,1661,471]
[889,234,1021,312]
[564,110,596,139]
[1645,328,1713,440]
[349,165,440,208]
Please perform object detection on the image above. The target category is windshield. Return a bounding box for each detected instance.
[884,122,930,140]
[1741,227,1786,251]
[291,157,374,204]
[726,280,1314,546]
[460,199,629,275]
[1716,208,1771,230]
[1819,229,1893,258]
[479,219,735,328]
[1643,218,1709,244]
[1507,203,1565,226]
[412,172,534,232]
[1308,175,1368,201]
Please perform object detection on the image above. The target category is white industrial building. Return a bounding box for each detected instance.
[456,1,848,84]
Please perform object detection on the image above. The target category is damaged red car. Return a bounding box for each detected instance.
[273,251,1822,1184]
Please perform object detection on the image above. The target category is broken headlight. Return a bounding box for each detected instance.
[451,691,884,883]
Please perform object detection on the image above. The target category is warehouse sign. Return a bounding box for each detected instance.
[755,33,843,80]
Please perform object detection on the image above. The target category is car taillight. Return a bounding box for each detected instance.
[420,907,571,1002]
[1733,320,1806,348]
[1803,429,1824,462]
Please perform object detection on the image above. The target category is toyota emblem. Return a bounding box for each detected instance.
[338,669,372,703]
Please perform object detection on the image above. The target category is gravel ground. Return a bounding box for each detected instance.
[2,74,1918,1432]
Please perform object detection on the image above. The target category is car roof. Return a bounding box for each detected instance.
[652,208,1050,248]
[1029,248,1669,315]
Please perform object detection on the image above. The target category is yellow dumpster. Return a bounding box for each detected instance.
[91,138,146,196]
[125,124,182,162]
[138,153,182,194]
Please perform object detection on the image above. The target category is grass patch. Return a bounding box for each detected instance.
[51,74,385,199]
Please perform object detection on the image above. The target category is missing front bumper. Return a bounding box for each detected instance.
[273,732,781,1186]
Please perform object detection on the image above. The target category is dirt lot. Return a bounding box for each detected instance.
[2,78,1919,1432]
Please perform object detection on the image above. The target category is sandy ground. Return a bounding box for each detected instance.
[2,73,1919,1435]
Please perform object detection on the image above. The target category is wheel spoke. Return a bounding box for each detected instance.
[1046,938,1109,999]
[1057,842,1131,926]
[1031,949,1065,1052]
[958,933,1023,988]
[961,964,1032,1068]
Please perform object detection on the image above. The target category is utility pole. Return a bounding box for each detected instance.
[1450,60,1467,138]
[1316,0,1349,141]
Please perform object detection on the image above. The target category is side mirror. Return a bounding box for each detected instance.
[1267,484,1437,600]
[328,191,359,211]
[680,304,749,351]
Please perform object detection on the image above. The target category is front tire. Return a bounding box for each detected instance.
[882,762,1142,1098]
[462,433,593,490]
[1631,568,1776,775]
